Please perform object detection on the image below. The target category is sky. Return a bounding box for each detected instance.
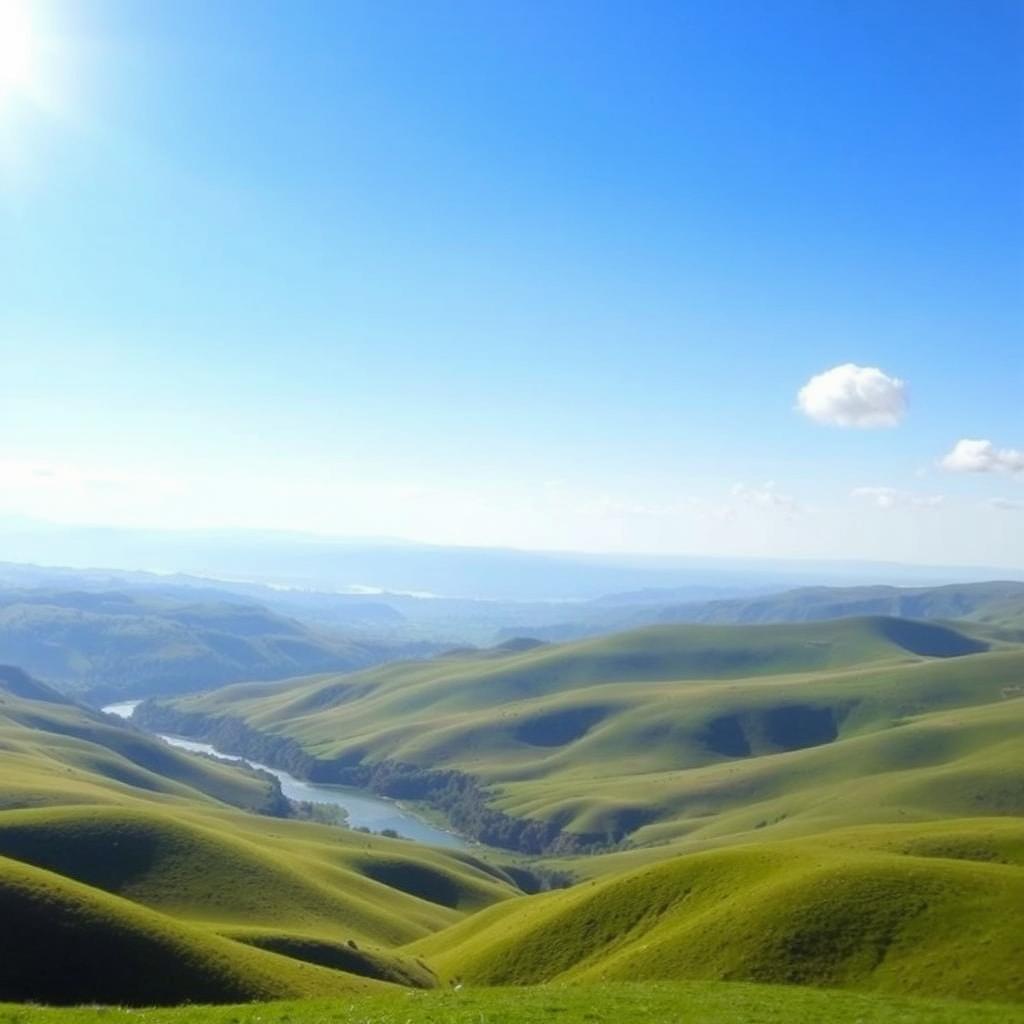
[1,0,1022,567]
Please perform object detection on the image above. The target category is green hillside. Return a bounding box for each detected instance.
[0,666,284,814]
[0,855,383,1006]
[0,668,522,1005]
[653,581,1024,628]
[140,617,1022,853]
[2,614,1022,1012]
[0,588,399,703]
[413,823,1024,1003]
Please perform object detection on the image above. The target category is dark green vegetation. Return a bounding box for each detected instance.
[0,589,427,703]
[5,981,1023,1024]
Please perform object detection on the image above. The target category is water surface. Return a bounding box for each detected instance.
[103,700,467,849]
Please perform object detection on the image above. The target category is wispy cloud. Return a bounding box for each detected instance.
[851,486,944,510]
[732,481,800,515]
[989,497,1024,512]
[797,363,907,428]
[0,459,180,495]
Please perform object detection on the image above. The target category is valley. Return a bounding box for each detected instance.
[104,701,468,847]
[2,579,1021,1018]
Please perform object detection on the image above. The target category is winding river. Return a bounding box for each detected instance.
[102,701,468,849]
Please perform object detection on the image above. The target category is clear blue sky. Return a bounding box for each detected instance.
[1,0,1022,565]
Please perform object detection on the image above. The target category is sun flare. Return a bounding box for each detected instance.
[0,0,39,100]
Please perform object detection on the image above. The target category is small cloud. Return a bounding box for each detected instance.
[989,498,1024,512]
[732,481,799,514]
[851,487,944,510]
[797,363,907,428]
[940,439,1024,474]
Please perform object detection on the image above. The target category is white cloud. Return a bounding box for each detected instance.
[851,487,944,510]
[989,497,1024,512]
[732,481,799,514]
[940,439,1024,474]
[797,363,907,428]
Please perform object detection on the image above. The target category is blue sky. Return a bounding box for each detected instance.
[1,0,1022,565]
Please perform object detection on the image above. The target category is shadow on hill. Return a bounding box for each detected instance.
[357,858,465,909]
[0,855,334,1006]
[227,930,436,988]
[700,704,844,759]
[873,618,988,658]
[0,665,71,704]
[515,706,609,747]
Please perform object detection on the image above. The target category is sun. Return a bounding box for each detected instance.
[0,1,39,101]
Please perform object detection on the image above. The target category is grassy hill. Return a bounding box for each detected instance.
[140,617,1022,853]
[0,668,522,1004]
[0,588,411,703]
[653,581,1024,629]
[0,854,384,1006]
[412,823,1024,1003]
[0,665,286,814]
[497,580,1024,644]
[2,615,1022,1012]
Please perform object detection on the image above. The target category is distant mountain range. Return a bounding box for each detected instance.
[498,580,1024,643]
[0,587,435,704]
[2,520,1021,600]
[3,555,1024,705]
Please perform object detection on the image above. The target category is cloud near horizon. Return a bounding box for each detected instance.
[851,486,944,510]
[731,481,799,515]
[989,497,1024,512]
[797,363,907,428]
[941,439,1024,474]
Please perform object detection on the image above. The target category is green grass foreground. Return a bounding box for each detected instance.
[3,982,1023,1024]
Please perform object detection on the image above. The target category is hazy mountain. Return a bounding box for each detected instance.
[0,588,433,704]
[2,521,1020,602]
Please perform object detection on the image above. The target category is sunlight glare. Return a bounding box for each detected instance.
[0,0,38,99]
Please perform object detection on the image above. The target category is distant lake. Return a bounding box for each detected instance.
[102,700,468,849]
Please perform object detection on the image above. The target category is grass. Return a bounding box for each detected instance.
[412,827,1024,1003]
[2,623,1022,1011]
[0,590,387,703]
[147,618,1024,848]
[2,981,1022,1024]
[0,854,382,1005]
[0,670,524,1005]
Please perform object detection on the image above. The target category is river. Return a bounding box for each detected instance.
[102,701,468,849]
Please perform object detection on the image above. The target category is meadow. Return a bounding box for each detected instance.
[4,981,1024,1024]
[2,614,1021,1015]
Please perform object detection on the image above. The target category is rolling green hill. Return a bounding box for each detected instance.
[652,581,1024,629]
[0,854,383,1006]
[411,822,1024,1003]
[0,667,521,1005]
[498,580,1024,644]
[140,616,1022,854]
[2,613,1022,1013]
[0,589,408,703]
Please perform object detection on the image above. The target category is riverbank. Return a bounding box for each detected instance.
[102,701,469,849]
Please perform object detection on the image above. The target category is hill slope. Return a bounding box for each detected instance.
[653,581,1024,629]
[413,824,1024,1003]
[0,667,521,1004]
[0,854,382,1005]
[139,617,1022,854]
[0,588,406,702]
